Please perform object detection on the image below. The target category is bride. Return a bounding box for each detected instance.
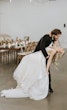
[0,40,64,100]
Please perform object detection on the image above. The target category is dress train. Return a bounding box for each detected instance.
[1,51,49,100]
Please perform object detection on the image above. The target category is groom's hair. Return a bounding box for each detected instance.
[51,29,62,35]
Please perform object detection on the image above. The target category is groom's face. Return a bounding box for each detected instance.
[54,34,61,41]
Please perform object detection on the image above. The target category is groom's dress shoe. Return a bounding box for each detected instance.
[49,88,53,93]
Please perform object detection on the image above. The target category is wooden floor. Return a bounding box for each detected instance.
[0,49,67,110]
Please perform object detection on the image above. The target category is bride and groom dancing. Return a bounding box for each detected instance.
[0,29,64,100]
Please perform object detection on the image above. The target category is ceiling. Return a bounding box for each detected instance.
[0,0,56,5]
[0,0,56,2]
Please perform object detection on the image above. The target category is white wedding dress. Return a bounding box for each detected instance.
[1,51,49,100]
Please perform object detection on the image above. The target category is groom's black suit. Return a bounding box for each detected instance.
[34,34,54,91]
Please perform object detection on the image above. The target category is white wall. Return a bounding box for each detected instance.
[0,0,67,47]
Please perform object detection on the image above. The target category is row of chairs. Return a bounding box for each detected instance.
[17,42,38,64]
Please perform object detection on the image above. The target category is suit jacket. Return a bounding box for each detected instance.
[34,34,54,57]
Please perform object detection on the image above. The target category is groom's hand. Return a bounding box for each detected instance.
[46,56,50,59]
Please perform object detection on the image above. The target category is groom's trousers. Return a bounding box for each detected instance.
[46,58,52,90]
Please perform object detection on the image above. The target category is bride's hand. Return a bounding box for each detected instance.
[55,47,62,52]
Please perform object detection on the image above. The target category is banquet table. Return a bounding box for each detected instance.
[0,47,21,64]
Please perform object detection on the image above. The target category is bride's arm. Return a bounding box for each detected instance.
[46,49,57,73]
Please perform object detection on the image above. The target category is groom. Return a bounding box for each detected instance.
[34,29,62,93]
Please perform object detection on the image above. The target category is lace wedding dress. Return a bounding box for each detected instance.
[1,51,49,100]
